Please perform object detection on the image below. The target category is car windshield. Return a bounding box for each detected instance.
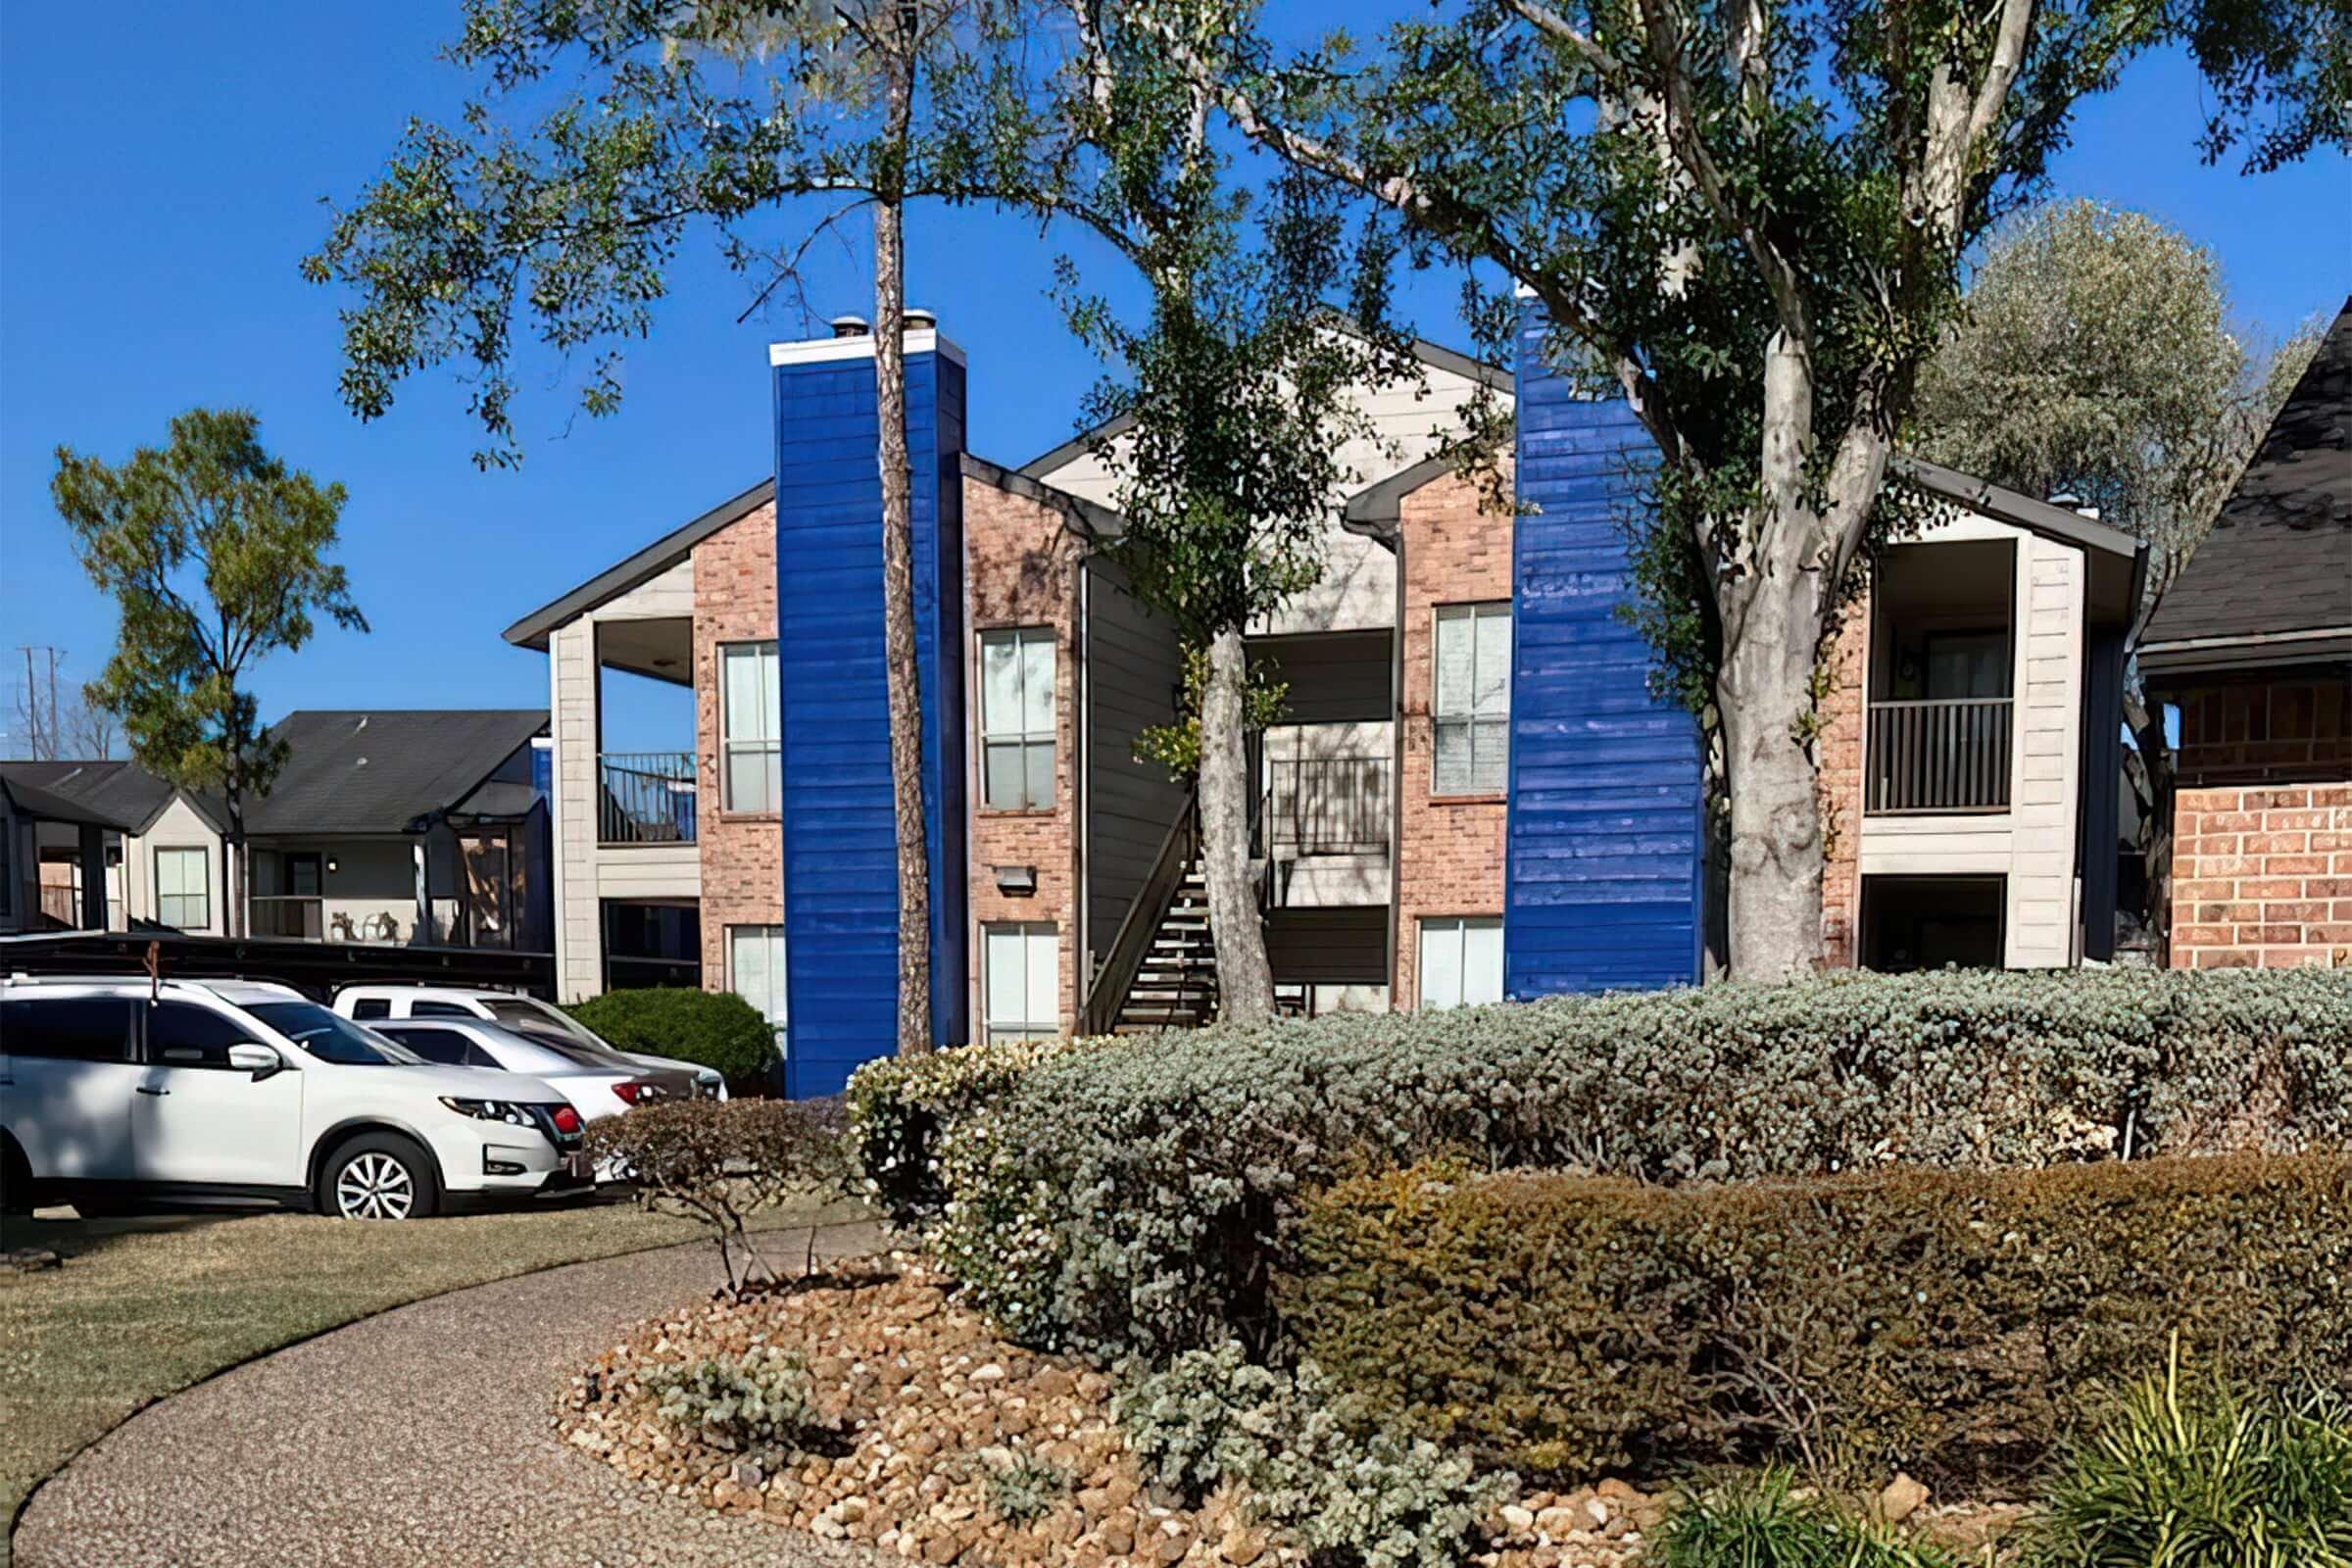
[249,1003,421,1066]
[483,997,607,1048]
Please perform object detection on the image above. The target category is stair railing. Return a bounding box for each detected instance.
[1082,792,1201,1036]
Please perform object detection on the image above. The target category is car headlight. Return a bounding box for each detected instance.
[439,1097,536,1126]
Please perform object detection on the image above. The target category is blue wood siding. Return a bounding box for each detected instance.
[1504,318,1705,994]
[773,347,968,1098]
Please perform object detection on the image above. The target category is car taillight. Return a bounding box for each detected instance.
[551,1104,582,1134]
[611,1081,665,1105]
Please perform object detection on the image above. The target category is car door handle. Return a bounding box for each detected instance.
[136,1086,170,1097]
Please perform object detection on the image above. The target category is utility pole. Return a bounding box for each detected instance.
[15,646,63,760]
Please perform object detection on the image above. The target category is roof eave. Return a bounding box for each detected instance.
[501,477,773,650]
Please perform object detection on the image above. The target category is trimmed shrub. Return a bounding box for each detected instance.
[642,1346,817,1451]
[1655,1469,1963,1568]
[895,967,2351,1360]
[567,987,779,1087]
[2027,1347,2352,1567]
[1282,1152,2352,1487]
[589,1098,855,1292]
[846,1033,1106,1226]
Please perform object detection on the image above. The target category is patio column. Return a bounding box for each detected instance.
[414,840,430,944]
[77,823,106,930]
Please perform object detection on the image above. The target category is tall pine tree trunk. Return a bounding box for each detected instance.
[1198,626,1273,1021]
[872,42,930,1055]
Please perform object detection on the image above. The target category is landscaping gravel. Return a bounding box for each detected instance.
[14,1221,887,1568]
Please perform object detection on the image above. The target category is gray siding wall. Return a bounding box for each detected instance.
[1081,556,1189,983]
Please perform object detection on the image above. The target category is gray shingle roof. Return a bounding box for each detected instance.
[243,710,547,835]
[2141,301,2352,662]
[0,760,193,832]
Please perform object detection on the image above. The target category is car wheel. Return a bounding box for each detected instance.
[318,1134,440,1221]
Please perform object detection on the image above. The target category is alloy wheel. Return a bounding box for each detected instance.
[335,1152,416,1220]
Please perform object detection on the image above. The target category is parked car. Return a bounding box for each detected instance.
[331,985,727,1100]
[364,1015,696,1123]
[0,975,589,1220]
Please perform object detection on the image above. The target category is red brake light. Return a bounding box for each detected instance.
[611,1082,639,1105]
[551,1104,582,1134]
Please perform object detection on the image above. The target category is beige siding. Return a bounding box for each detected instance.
[122,798,226,934]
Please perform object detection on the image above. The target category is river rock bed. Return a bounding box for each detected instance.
[552,1254,1661,1566]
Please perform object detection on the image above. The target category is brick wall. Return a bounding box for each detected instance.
[1816,598,1871,968]
[691,499,785,989]
[2170,782,2352,968]
[963,475,1087,1035]
[1394,467,1509,1008]
[2174,673,2352,787]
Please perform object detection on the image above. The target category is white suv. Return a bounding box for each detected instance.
[0,976,591,1221]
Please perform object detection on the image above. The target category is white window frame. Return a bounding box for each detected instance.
[726,924,788,1046]
[719,641,781,813]
[978,626,1055,810]
[981,921,1059,1043]
[1432,602,1512,796]
[155,846,210,931]
[1418,915,1503,1010]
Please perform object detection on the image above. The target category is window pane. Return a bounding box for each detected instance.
[1,997,133,1061]
[984,743,1027,810]
[984,927,1025,1027]
[722,644,776,746]
[1419,920,1462,1009]
[1471,717,1509,793]
[415,1001,474,1018]
[1473,607,1511,717]
[1025,928,1057,1034]
[147,1003,248,1068]
[1461,919,1503,1006]
[1023,740,1054,810]
[1020,631,1054,734]
[384,1027,470,1066]
[1433,720,1474,796]
[729,927,787,1026]
[725,748,778,814]
[1434,608,1472,718]
[980,633,1022,737]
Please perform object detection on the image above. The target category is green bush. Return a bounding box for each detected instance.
[1282,1153,2352,1487]
[568,987,780,1086]
[846,1033,1106,1226]
[642,1346,817,1451]
[1655,1469,1962,1568]
[2027,1347,2352,1568]
[879,967,2352,1361]
[1114,1341,1515,1568]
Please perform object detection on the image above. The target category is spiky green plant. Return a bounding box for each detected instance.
[2029,1342,2352,1568]
[1655,1468,1963,1568]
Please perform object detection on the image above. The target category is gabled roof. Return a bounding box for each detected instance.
[503,478,773,651]
[2140,300,2352,671]
[0,760,204,833]
[0,768,146,832]
[243,710,548,835]
[1018,326,1512,481]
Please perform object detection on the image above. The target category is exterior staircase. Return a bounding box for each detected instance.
[1110,865,1221,1032]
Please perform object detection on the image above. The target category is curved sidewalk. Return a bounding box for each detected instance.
[15,1224,887,1568]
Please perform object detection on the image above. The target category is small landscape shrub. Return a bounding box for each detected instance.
[846,1032,1106,1226]
[1655,1469,1962,1568]
[1115,1342,1515,1568]
[568,987,779,1087]
[981,1453,1073,1523]
[889,967,2352,1361]
[643,1346,816,1451]
[1283,1152,2352,1487]
[589,1098,856,1292]
[2027,1346,2352,1567]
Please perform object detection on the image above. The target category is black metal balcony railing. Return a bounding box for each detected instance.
[598,752,699,845]
[1867,698,2013,814]
[1265,756,1392,855]
[249,895,325,940]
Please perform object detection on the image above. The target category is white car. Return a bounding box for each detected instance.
[363,1015,694,1122]
[332,985,728,1101]
[0,975,591,1221]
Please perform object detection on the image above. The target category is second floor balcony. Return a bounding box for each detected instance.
[598,752,699,845]
[1866,697,2013,813]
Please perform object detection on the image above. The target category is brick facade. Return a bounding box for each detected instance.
[2172,673,2352,788]
[1816,599,1871,968]
[1393,467,1510,1008]
[2169,782,2352,969]
[691,499,785,989]
[962,475,1088,1035]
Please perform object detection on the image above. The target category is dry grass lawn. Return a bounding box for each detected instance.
[0,1193,867,1558]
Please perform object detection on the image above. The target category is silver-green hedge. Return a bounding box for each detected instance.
[850,967,2352,1360]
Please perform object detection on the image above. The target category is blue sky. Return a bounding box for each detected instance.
[2,5,2345,753]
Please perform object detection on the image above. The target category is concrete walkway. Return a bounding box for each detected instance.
[15,1223,889,1568]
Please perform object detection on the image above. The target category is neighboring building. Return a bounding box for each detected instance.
[0,710,552,951]
[2142,300,2352,970]
[516,310,2145,1097]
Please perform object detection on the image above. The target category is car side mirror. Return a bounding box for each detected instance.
[227,1043,286,1081]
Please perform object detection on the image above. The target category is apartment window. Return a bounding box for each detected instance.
[1433,603,1511,794]
[728,925,789,1041]
[1419,916,1502,1010]
[982,922,1058,1043]
[720,641,781,812]
[979,627,1054,809]
[156,847,210,930]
